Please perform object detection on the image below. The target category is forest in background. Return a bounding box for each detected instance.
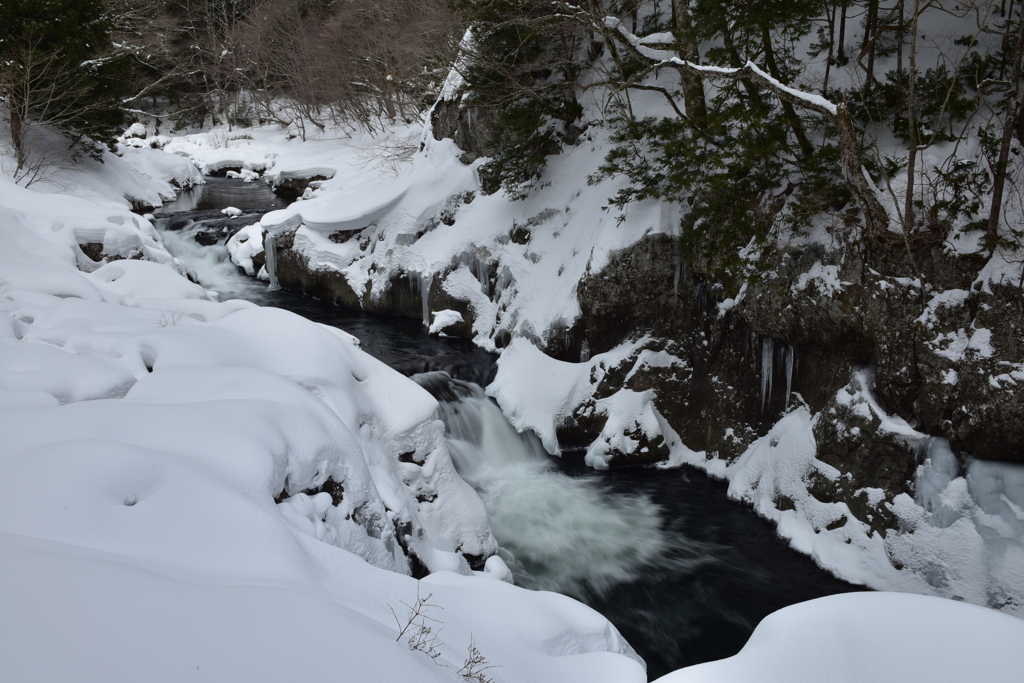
[3,0,1024,277]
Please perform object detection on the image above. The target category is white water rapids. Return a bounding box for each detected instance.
[413,372,673,597]
[155,218,267,300]
[157,216,675,597]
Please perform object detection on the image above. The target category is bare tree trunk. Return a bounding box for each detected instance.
[987,6,1024,251]
[824,2,836,92]
[836,102,890,239]
[864,0,879,83]
[904,0,921,236]
[761,20,814,157]
[838,0,847,62]
[896,0,905,114]
[673,0,707,126]
[9,104,27,173]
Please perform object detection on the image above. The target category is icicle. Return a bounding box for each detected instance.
[760,337,773,412]
[265,232,281,292]
[580,340,591,363]
[495,266,512,296]
[420,272,433,327]
[477,257,489,296]
[784,345,794,410]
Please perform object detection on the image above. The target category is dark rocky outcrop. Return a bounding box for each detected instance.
[431,99,497,164]
[205,165,243,178]
[272,175,331,201]
[194,230,220,246]
[269,229,477,338]
[78,241,144,265]
[570,233,1024,467]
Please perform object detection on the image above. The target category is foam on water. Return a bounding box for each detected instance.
[415,371,671,597]
[155,218,266,300]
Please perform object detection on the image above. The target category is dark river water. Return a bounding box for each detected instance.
[155,178,861,680]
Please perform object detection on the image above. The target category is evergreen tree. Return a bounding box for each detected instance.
[0,0,129,179]
[597,0,846,273]
[453,0,587,197]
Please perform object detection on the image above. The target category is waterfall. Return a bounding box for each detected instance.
[761,337,773,412]
[784,345,794,410]
[265,231,281,292]
[412,372,671,597]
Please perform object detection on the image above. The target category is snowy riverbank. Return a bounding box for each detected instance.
[2,131,1023,682]
[0,146,645,682]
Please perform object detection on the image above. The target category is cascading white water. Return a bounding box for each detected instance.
[155,218,266,300]
[414,372,671,597]
[265,232,281,292]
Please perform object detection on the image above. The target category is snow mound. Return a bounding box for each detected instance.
[654,592,1024,683]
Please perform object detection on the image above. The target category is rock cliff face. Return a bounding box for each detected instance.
[573,234,1024,465]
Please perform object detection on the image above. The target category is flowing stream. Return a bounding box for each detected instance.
[154,179,860,679]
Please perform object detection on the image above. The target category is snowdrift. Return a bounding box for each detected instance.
[0,149,644,683]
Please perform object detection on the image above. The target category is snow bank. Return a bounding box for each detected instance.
[162,121,667,352]
[654,592,1024,683]
[226,223,266,276]
[0,156,645,682]
[430,309,464,336]
[489,337,701,469]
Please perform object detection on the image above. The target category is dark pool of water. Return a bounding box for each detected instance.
[157,179,862,680]
[558,458,862,676]
[261,288,499,386]
[157,176,286,214]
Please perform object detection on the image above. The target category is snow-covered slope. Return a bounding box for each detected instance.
[0,151,645,682]
[653,592,1024,683]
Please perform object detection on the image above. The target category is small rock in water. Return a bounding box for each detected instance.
[221,206,243,217]
[194,231,220,246]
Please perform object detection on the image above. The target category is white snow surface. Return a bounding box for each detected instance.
[0,158,646,682]
[430,309,464,336]
[654,592,1024,683]
[163,122,669,353]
